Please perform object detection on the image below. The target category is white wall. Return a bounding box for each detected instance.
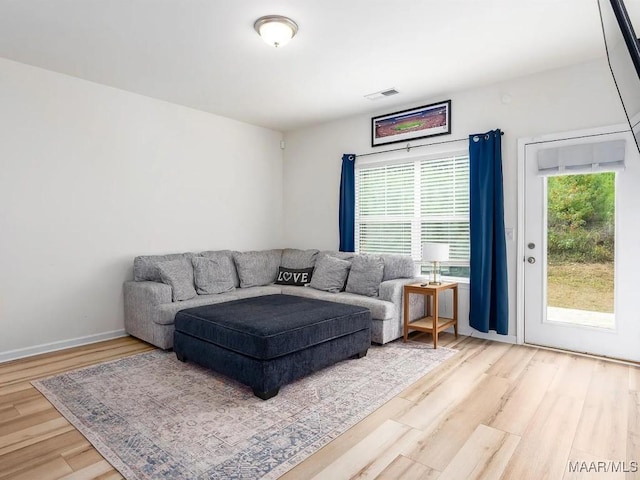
[282,59,629,338]
[0,58,284,358]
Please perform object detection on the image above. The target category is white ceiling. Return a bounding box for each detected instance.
[0,0,618,131]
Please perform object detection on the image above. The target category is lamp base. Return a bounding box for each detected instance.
[430,260,442,285]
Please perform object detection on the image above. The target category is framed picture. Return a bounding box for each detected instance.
[371,100,451,147]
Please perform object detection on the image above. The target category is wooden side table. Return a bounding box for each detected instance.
[403,282,458,348]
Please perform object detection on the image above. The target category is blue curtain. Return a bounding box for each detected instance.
[469,130,509,335]
[339,154,356,252]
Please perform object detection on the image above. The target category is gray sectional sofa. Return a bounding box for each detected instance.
[123,248,423,349]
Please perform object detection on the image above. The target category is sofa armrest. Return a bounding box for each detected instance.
[123,281,172,343]
[124,280,172,306]
[378,278,419,304]
[379,278,425,323]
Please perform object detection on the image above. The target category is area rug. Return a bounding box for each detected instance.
[33,341,456,479]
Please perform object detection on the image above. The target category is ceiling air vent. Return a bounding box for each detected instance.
[364,88,399,101]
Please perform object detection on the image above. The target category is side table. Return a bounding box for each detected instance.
[403,282,458,348]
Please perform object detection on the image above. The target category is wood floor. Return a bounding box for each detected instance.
[1,335,638,479]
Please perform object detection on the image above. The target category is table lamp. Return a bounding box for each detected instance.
[422,243,450,285]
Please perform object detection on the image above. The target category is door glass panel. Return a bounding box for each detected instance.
[546,172,615,329]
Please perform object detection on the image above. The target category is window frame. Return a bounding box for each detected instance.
[354,149,470,281]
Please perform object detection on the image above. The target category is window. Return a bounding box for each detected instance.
[355,152,470,278]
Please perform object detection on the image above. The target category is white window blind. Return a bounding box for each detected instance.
[421,156,470,264]
[537,139,626,176]
[355,163,414,255]
[355,153,470,277]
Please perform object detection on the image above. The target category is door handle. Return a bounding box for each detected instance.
[527,257,536,264]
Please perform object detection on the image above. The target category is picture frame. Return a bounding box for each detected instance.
[371,100,451,147]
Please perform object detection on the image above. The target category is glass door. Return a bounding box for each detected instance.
[545,172,615,330]
[523,133,639,361]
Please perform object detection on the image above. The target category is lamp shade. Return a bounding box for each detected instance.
[422,243,450,262]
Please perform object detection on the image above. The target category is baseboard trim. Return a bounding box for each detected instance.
[0,329,128,364]
[458,327,517,344]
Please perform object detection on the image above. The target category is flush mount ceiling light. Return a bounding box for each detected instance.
[254,15,298,48]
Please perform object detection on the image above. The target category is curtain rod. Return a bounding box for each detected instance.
[356,131,504,158]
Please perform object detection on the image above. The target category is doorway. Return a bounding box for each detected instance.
[520,128,639,361]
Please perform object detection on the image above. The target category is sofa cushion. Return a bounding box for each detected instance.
[308,255,351,293]
[318,250,356,262]
[155,292,239,325]
[199,250,240,288]
[275,267,314,286]
[157,258,197,302]
[281,286,395,320]
[345,254,384,297]
[233,285,282,299]
[149,286,285,326]
[134,252,194,282]
[335,292,396,320]
[279,285,324,299]
[281,248,319,269]
[233,250,283,288]
[192,256,235,295]
[381,254,416,281]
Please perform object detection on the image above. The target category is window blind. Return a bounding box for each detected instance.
[355,153,470,276]
[355,163,414,256]
[357,163,415,217]
[421,155,469,217]
[421,155,470,263]
[537,139,626,176]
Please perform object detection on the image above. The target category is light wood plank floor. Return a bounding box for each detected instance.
[1,334,638,479]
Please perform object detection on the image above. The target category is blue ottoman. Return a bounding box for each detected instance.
[173,294,371,399]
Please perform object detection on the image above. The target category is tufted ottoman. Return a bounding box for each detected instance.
[173,294,371,399]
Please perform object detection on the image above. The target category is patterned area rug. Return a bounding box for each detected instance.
[33,342,456,479]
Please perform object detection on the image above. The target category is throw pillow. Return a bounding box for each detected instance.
[233,250,283,288]
[192,256,235,295]
[345,254,385,297]
[133,252,194,282]
[157,258,197,301]
[281,248,319,269]
[318,250,355,262]
[309,255,351,293]
[274,267,314,286]
[380,254,416,281]
[198,250,240,288]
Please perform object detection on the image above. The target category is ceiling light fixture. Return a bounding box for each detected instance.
[254,15,298,48]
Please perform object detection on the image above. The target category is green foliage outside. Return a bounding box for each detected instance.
[547,173,615,264]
